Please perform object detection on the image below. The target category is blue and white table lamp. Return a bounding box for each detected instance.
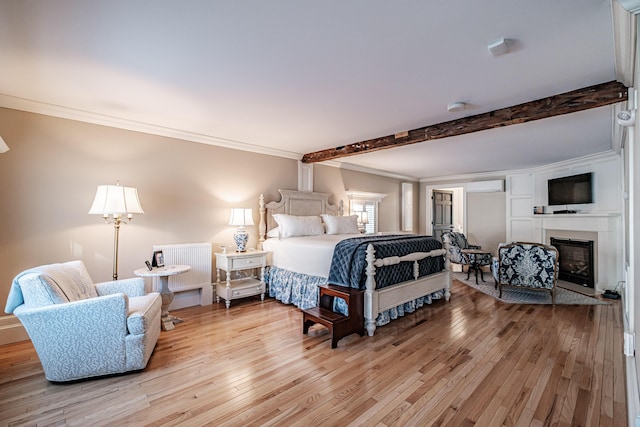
[229,208,254,252]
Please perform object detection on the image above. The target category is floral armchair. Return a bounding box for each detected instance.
[5,261,162,382]
[441,231,491,269]
[492,242,559,303]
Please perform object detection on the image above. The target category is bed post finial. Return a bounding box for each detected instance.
[339,199,344,216]
[258,194,266,250]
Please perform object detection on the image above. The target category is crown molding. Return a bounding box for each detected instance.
[618,0,640,14]
[320,159,420,182]
[2,94,611,184]
[346,190,387,202]
[0,94,426,181]
[0,94,302,161]
[420,150,620,184]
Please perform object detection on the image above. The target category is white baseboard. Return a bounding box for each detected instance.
[0,315,28,346]
[626,353,640,427]
[622,286,640,427]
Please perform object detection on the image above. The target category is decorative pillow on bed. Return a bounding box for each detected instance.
[321,214,360,235]
[272,214,324,239]
[266,227,279,238]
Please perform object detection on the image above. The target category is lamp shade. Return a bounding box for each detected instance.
[360,211,369,225]
[228,208,254,227]
[0,136,9,154]
[89,184,144,215]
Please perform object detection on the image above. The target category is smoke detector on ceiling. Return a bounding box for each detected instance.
[487,38,510,57]
[447,101,466,112]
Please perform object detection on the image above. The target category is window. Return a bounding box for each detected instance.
[346,191,386,235]
[350,199,376,234]
[402,182,413,231]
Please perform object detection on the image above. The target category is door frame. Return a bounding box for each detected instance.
[425,185,465,237]
[432,189,454,241]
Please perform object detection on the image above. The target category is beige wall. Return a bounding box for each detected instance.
[466,192,507,255]
[314,167,410,232]
[0,107,409,310]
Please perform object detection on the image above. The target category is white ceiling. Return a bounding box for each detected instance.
[0,0,624,180]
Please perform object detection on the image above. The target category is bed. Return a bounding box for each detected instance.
[259,190,451,336]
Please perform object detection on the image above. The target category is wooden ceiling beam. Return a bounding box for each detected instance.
[301,80,628,164]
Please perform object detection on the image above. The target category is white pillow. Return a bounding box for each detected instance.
[272,214,324,239]
[321,214,360,235]
[266,227,279,238]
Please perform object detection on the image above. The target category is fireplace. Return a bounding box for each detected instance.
[550,237,595,288]
[535,213,620,292]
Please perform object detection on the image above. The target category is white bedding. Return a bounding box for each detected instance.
[262,233,362,277]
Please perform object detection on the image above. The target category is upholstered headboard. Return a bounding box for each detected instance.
[258,190,343,248]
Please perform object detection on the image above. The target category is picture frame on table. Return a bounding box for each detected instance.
[152,250,165,267]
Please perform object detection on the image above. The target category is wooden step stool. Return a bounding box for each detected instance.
[302,284,364,348]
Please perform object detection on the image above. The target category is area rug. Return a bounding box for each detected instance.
[453,272,608,305]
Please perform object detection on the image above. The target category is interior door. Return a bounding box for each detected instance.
[432,190,454,241]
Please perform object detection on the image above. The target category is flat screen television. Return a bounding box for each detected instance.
[547,172,593,206]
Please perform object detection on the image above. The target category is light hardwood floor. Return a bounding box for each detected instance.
[0,279,626,426]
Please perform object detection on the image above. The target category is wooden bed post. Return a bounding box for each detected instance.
[365,243,377,336]
[442,242,452,301]
[258,194,266,250]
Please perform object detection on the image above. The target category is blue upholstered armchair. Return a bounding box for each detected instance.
[441,232,491,268]
[492,242,559,304]
[5,261,162,382]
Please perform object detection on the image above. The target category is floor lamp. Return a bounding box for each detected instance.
[89,182,144,280]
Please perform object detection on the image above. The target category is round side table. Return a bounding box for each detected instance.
[134,265,191,331]
[460,249,492,284]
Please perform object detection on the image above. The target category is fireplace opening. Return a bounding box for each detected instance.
[550,237,595,288]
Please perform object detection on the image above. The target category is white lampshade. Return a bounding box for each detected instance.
[0,136,9,154]
[229,208,254,227]
[89,184,144,215]
[360,211,369,225]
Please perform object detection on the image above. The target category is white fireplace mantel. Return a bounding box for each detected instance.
[533,212,621,292]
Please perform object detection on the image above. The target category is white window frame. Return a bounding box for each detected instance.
[401,182,413,232]
[346,190,386,234]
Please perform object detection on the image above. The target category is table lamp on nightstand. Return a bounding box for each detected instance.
[357,210,369,234]
[229,208,254,252]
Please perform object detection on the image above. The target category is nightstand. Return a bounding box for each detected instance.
[215,249,267,308]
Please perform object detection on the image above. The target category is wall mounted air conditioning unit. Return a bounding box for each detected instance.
[466,180,504,193]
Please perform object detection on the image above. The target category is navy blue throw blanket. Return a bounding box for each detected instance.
[327,234,444,290]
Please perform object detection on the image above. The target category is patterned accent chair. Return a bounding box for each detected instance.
[492,242,559,304]
[5,261,162,382]
[441,231,492,270]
